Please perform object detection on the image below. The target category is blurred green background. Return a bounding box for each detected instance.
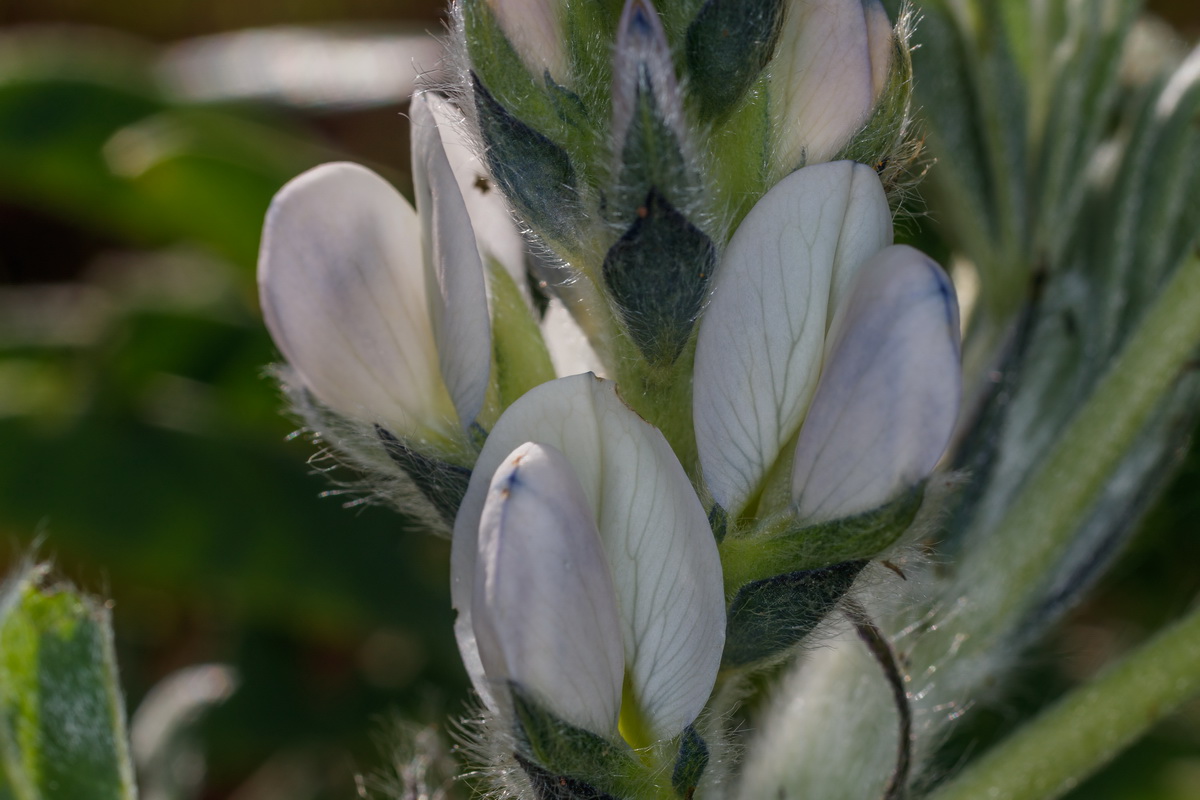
[0,2,1197,799]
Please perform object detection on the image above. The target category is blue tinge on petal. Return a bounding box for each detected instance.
[452,375,725,742]
[791,245,962,523]
[471,441,626,737]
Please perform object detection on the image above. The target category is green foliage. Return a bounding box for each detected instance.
[719,485,924,594]
[907,0,1137,317]
[601,190,715,367]
[0,565,137,800]
[722,561,865,668]
[684,0,784,120]
[0,32,328,270]
[472,75,580,246]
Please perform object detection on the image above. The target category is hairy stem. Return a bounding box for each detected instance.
[948,253,1200,653]
[927,601,1200,800]
[845,599,912,800]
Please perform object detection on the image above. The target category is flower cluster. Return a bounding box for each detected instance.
[258,0,961,797]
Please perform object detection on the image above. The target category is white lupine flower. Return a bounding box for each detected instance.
[258,92,490,444]
[790,244,961,523]
[257,147,487,444]
[771,0,894,172]
[471,442,626,736]
[694,160,892,517]
[694,160,961,522]
[453,374,725,743]
[259,91,606,449]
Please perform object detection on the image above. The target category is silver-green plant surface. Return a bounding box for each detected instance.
[0,561,138,800]
[242,0,1200,799]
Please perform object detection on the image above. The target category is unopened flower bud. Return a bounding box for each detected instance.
[612,0,684,156]
[482,0,567,81]
[770,0,894,172]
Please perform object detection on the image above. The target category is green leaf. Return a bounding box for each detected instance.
[910,1,1029,314]
[684,0,784,120]
[472,74,580,245]
[1028,3,1131,267]
[601,189,715,366]
[487,259,557,412]
[718,484,925,594]
[0,565,137,800]
[722,561,865,668]
[927,600,1200,800]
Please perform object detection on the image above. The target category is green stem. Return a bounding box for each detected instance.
[926,602,1200,800]
[949,253,1200,649]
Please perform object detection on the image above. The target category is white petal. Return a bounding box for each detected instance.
[423,93,530,292]
[771,0,884,170]
[694,161,892,518]
[592,395,724,740]
[453,375,724,739]
[258,161,454,439]
[865,0,894,101]
[411,92,492,431]
[541,298,608,378]
[791,245,962,523]
[471,442,625,737]
[484,0,567,82]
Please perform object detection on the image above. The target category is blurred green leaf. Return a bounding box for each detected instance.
[0,564,137,800]
[0,29,335,271]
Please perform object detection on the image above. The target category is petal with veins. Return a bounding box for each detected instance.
[258,161,455,440]
[791,245,962,523]
[453,375,723,738]
[694,161,892,518]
